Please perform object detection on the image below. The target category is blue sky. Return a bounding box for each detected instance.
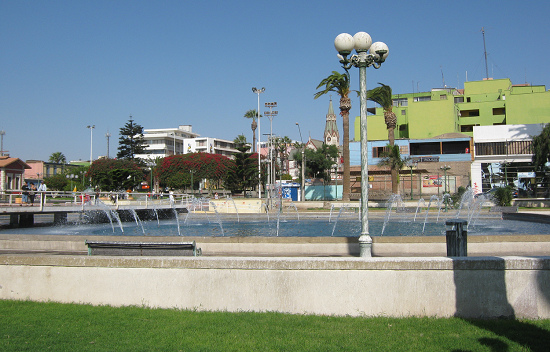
[2,0,549,162]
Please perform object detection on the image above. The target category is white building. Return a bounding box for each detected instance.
[135,125,239,161]
[472,123,545,194]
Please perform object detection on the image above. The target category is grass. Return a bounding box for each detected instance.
[1,300,550,351]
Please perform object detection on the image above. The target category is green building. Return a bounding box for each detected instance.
[356,78,550,141]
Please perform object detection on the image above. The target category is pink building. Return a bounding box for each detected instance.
[0,156,31,191]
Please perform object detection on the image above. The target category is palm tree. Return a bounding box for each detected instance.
[244,109,260,153]
[233,134,248,148]
[49,152,66,164]
[367,83,396,145]
[315,71,352,202]
[378,144,409,194]
[367,83,399,193]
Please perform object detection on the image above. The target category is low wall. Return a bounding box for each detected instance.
[210,199,263,213]
[2,234,550,257]
[1,255,549,318]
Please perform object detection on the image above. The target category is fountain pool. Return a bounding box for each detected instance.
[2,213,549,238]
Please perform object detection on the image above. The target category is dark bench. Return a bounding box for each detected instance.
[85,241,201,256]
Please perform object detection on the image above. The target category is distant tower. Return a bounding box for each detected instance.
[105,132,112,158]
[324,97,339,146]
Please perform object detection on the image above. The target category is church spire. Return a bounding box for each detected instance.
[324,97,339,146]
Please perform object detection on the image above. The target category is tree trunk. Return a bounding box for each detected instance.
[340,96,351,202]
[386,113,397,194]
[251,119,257,153]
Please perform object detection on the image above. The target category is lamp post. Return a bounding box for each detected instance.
[265,102,278,199]
[86,125,95,165]
[296,123,306,202]
[440,165,451,211]
[170,132,177,155]
[407,159,418,200]
[252,87,265,199]
[105,132,112,158]
[0,130,5,156]
[334,32,389,257]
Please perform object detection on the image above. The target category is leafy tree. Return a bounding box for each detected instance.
[315,71,352,201]
[86,158,144,191]
[244,110,260,153]
[532,123,550,197]
[156,153,233,191]
[377,144,409,190]
[48,152,66,164]
[294,144,339,182]
[367,83,399,194]
[225,141,258,196]
[271,136,293,179]
[117,117,147,162]
[43,174,68,191]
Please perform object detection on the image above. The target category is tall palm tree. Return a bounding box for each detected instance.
[367,83,399,193]
[315,71,352,202]
[49,151,67,164]
[367,83,396,145]
[378,144,409,194]
[244,109,259,153]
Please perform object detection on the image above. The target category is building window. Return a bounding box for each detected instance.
[372,146,389,158]
[373,145,408,157]
[410,142,440,155]
[454,97,464,103]
[475,141,533,156]
[460,124,478,133]
[413,96,431,102]
[440,95,447,100]
[401,110,406,115]
[460,109,480,117]
[393,98,408,107]
[493,107,505,115]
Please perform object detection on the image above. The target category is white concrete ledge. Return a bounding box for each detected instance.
[1,255,549,319]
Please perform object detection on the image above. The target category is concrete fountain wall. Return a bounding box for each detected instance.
[1,254,549,319]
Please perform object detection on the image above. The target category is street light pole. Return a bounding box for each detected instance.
[265,102,278,199]
[407,159,418,200]
[86,125,95,166]
[296,122,305,202]
[252,87,265,199]
[440,165,451,211]
[334,32,389,257]
[105,132,112,158]
[0,130,5,156]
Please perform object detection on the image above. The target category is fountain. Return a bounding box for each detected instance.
[1,190,549,239]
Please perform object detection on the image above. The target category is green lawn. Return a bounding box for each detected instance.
[1,300,549,351]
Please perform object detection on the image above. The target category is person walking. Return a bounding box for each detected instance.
[38,180,47,206]
[29,183,37,205]
[21,182,29,206]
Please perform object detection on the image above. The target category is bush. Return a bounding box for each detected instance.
[451,186,466,208]
[493,186,513,206]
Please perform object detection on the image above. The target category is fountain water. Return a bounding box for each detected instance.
[422,195,440,233]
[226,196,240,223]
[437,193,453,222]
[381,194,404,235]
[95,199,124,233]
[3,190,549,238]
[413,198,426,222]
[130,209,145,235]
[209,201,225,236]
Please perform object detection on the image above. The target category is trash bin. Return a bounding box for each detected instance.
[445,219,467,257]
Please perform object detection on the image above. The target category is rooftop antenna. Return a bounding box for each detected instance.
[440,66,446,87]
[481,27,489,79]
